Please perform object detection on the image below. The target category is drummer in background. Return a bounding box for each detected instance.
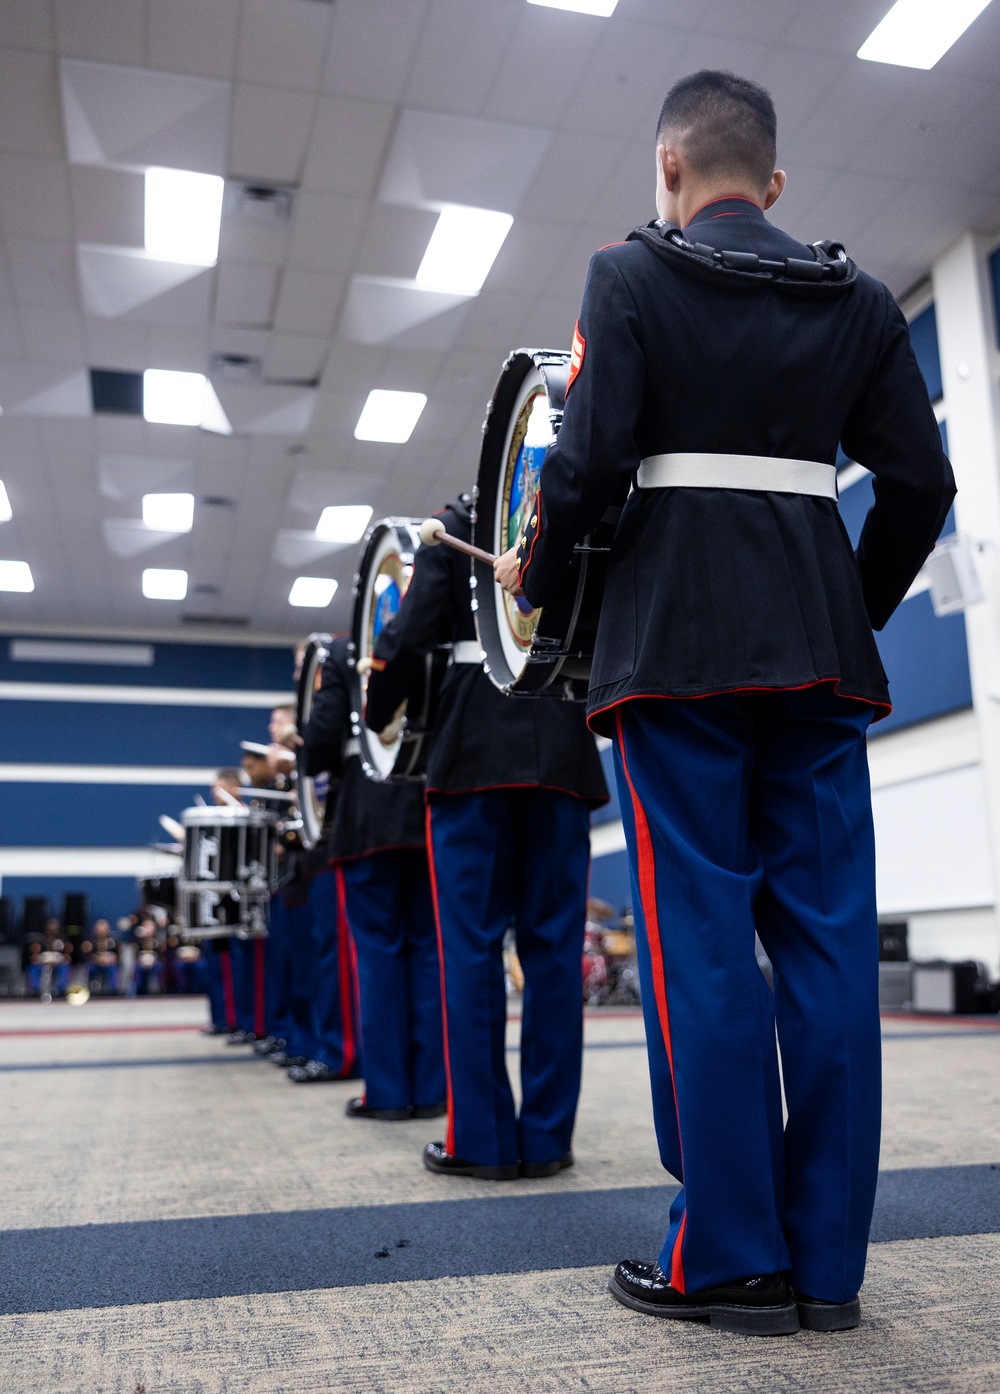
[201,768,243,1036]
[298,635,444,1116]
[367,493,607,1180]
[85,919,120,995]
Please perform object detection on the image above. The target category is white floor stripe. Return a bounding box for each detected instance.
[0,764,217,785]
[0,848,182,876]
[0,682,294,707]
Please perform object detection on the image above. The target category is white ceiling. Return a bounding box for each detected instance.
[0,0,998,640]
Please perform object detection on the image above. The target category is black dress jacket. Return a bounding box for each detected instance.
[366,495,608,806]
[302,635,426,861]
[516,197,956,736]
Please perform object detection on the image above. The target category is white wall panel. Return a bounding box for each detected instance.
[874,764,996,915]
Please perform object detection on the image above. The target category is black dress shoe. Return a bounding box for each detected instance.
[288,1060,339,1082]
[271,1051,307,1068]
[253,1035,284,1057]
[521,1151,574,1178]
[422,1141,520,1181]
[345,1096,411,1120]
[793,1291,861,1331]
[411,1101,447,1119]
[609,1260,799,1336]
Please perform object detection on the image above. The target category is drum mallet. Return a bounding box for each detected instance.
[419,516,496,564]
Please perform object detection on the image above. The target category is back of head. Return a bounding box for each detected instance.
[657,70,776,193]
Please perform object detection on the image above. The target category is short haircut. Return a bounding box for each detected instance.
[657,70,777,191]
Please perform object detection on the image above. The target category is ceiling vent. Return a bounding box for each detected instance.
[209,353,262,384]
[225,182,294,227]
[90,368,143,417]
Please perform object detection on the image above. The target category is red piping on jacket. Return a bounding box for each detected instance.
[219,947,237,1031]
[684,194,761,225]
[425,803,456,1156]
[615,706,687,1293]
[254,938,266,1039]
[587,679,892,737]
[336,867,357,1078]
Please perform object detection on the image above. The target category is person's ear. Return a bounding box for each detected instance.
[657,143,681,193]
[763,169,786,211]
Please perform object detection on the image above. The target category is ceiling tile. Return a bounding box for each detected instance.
[146,0,241,81]
[0,154,73,238]
[53,0,147,66]
[274,268,344,337]
[214,261,278,328]
[405,0,520,117]
[76,245,208,319]
[352,204,437,280]
[83,316,147,371]
[323,0,430,104]
[561,20,697,138]
[68,164,144,247]
[263,333,327,383]
[237,0,332,93]
[18,308,86,364]
[288,191,368,274]
[6,239,79,311]
[517,130,626,224]
[301,96,397,198]
[0,1,55,50]
[229,82,316,184]
[483,6,601,129]
[145,324,210,372]
[0,49,63,158]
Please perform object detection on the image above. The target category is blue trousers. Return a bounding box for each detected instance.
[205,941,237,1030]
[613,688,881,1303]
[264,892,293,1041]
[427,790,591,1168]
[283,892,319,1060]
[230,936,266,1037]
[308,867,362,1076]
[341,848,445,1112]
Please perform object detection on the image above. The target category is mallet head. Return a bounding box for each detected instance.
[419,516,446,547]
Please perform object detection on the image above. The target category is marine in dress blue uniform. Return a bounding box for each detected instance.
[367,496,608,1178]
[301,635,445,1117]
[500,72,955,1332]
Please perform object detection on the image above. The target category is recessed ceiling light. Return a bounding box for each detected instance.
[145,167,225,266]
[0,560,33,592]
[315,505,374,544]
[355,390,427,444]
[142,493,195,532]
[143,369,206,427]
[527,0,619,14]
[142,567,188,600]
[858,0,993,68]
[0,481,11,523]
[415,206,514,296]
[289,576,338,608]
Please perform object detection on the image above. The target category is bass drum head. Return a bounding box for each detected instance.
[351,520,422,778]
[295,633,332,850]
[474,351,566,692]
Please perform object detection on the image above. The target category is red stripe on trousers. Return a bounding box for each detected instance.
[616,707,687,1293]
[425,803,456,1156]
[254,938,266,1039]
[336,867,357,1078]
[219,947,237,1031]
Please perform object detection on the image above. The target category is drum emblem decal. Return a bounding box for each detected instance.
[502,389,549,649]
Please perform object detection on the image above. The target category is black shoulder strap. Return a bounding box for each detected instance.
[626,221,858,296]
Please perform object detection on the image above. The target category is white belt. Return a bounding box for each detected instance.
[452,640,485,665]
[637,452,837,499]
[343,736,361,757]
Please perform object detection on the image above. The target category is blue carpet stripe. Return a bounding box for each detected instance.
[1,1165,997,1315]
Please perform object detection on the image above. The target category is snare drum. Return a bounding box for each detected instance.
[295,632,334,850]
[177,805,276,940]
[350,518,448,781]
[472,348,614,699]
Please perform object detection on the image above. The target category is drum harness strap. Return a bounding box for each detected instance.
[627,219,854,500]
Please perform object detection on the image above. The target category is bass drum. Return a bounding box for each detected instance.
[472,348,613,700]
[350,518,446,781]
[295,632,333,850]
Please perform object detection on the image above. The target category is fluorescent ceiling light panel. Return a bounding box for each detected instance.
[416,206,514,296]
[0,560,33,592]
[289,576,338,608]
[315,505,374,544]
[355,390,427,444]
[143,369,206,427]
[858,0,994,67]
[527,0,619,14]
[142,492,194,532]
[0,482,11,523]
[142,567,188,600]
[145,167,224,266]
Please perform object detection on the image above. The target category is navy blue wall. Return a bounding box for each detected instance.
[990,245,1000,347]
